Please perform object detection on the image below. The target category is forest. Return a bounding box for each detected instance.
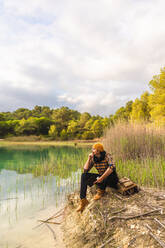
[0,67,164,140]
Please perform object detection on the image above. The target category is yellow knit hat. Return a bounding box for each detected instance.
[92,143,104,152]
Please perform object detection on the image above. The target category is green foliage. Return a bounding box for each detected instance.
[13,108,32,120]
[67,120,79,139]
[113,107,128,121]
[0,120,19,137]
[0,113,5,121]
[81,131,95,140]
[0,106,107,139]
[113,101,133,122]
[60,129,68,140]
[79,112,91,128]
[131,92,151,121]
[148,67,165,123]
[48,125,58,139]
[91,120,103,137]
[101,117,110,128]
[0,66,164,139]
[34,117,52,135]
[15,118,38,136]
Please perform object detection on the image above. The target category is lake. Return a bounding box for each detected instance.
[0,144,90,247]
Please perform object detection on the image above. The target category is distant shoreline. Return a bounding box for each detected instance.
[0,139,96,147]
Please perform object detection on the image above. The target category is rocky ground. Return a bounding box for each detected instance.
[62,186,165,248]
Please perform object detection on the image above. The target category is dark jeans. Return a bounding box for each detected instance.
[80,171,119,199]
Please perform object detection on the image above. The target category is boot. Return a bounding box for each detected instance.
[93,189,105,200]
[76,198,89,212]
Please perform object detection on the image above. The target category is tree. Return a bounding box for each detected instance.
[67,120,79,139]
[35,117,52,135]
[0,121,9,137]
[81,131,95,140]
[113,107,127,121]
[13,108,32,120]
[0,113,5,121]
[52,107,74,131]
[15,117,38,135]
[125,101,133,118]
[48,125,58,139]
[131,99,147,121]
[148,67,165,123]
[41,106,52,118]
[32,105,42,117]
[91,120,103,137]
[79,112,91,128]
[60,129,68,140]
[0,120,18,137]
[84,119,94,130]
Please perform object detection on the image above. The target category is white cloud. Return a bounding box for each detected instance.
[0,0,165,115]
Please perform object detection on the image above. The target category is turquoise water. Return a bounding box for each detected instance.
[0,145,90,247]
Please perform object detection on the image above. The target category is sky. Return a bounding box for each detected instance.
[0,0,165,116]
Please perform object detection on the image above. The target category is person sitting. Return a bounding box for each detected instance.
[76,143,119,212]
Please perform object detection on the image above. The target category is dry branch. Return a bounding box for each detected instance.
[38,219,61,225]
[109,208,162,221]
[154,218,165,229]
[127,234,144,248]
[145,224,165,248]
[111,208,127,215]
[127,237,137,247]
[33,207,64,229]
[45,223,56,241]
[114,194,123,200]
[98,237,114,248]
[96,207,106,228]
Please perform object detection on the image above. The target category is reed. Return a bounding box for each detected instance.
[103,122,165,188]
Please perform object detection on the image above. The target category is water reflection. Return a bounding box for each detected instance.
[0,145,90,247]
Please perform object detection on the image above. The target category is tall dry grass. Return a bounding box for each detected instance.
[103,122,165,160]
[103,122,165,187]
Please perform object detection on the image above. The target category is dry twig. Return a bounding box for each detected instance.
[154,218,165,229]
[111,208,127,215]
[109,208,162,221]
[114,194,123,200]
[38,219,62,224]
[45,223,56,241]
[33,207,64,229]
[96,207,106,228]
[127,234,144,248]
[127,237,136,247]
[145,224,165,248]
[98,237,114,248]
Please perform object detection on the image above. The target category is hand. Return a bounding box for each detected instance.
[88,153,94,160]
[94,177,103,184]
